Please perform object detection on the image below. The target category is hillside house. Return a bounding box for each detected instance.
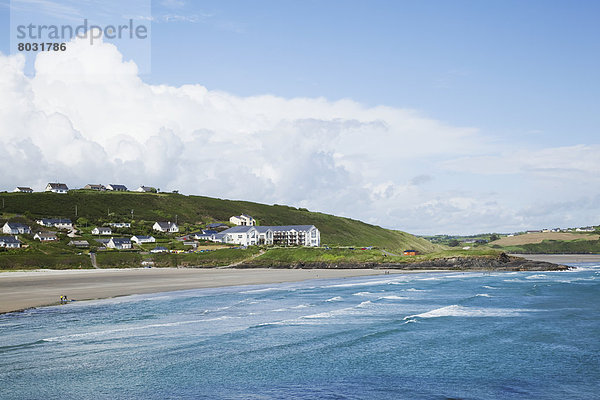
[92,227,112,235]
[34,232,58,242]
[151,246,168,253]
[13,187,33,193]
[68,240,89,248]
[45,183,69,193]
[229,214,256,226]
[106,184,128,191]
[131,235,156,244]
[109,222,131,228]
[136,185,156,193]
[0,236,21,248]
[3,222,31,235]
[83,184,106,191]
[36,219,73,230]
[153,221,179,233]
[107,238,132,250]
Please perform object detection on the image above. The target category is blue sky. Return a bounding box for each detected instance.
[0,0,598,234]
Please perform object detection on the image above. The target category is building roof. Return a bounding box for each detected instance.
[222,226,257,234]
[39,218,72,225]
[107,184,128,190]
[36,232,58,238]
[222,225,317,235]
[69,240,89,246]
[138,185,155,192]
[16,187,33,191]
[0,236,21,244]
[132,235,154,240]
[155,221,177,229]
[110,238,131,244]
[47,183,69,190]
[94,226,112,231]
[264,225,316,232]
[4,222,30,229]
[152,246,168,251]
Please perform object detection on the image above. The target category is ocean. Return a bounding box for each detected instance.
[1,264,599,399]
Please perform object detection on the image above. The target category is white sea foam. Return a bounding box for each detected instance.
[526,274,547,280]
[379,295,407,300]
[353,291,373,296]
[404,305,528,320]
[43,317,235,342]
[326,296,343,302]
[405,288,426,292]
[475,293,492,297]
[322,278,402,288]
[482,285,498,290]
[240,287,282,294]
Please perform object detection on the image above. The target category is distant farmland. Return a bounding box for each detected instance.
[492,232,599,246]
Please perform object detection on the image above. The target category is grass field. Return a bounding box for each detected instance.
[0,191,438,253]
[491,232,599,246]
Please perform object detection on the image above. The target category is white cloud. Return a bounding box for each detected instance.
[0,35,598,234]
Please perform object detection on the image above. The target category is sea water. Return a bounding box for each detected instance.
[1,264,599,399]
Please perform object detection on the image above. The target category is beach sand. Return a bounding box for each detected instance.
[0,268,408,314]
[510,254,600,264]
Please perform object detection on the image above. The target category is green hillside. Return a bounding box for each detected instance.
[0,191,437,253]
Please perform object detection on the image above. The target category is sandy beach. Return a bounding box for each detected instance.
[510,254,600,264]
[0,268,408,314]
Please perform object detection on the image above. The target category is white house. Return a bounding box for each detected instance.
[109,222,131,228]
[107,238,132,249]
[576,227,595,232]
[218,225,320,247]
[68,240,89,248]
[136,185,156,193]
[229,214,256,226]
[151,246,168,253]
[34,232,58,242]
[92,227,112,235]
[131,235,156,244]
[153,221,179,233]
[36,219,73,230]
[83,184,106,191]
[106,184,128,191]
[3,222,31,235]
[13,187,33,193]
[45,183,69,193]
[0,236,21,248]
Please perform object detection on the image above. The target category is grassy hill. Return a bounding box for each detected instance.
[0,191,437,253]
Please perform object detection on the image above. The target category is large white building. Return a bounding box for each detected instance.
[219,225,320,247]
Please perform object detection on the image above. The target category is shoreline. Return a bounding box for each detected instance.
[508,253,600,263]
[0,268,451,315]
[0,251,586,315]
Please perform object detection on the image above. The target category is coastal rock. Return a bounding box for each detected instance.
[237,254,569,271]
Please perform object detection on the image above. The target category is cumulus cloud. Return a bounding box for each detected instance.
[0,35,598,234]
